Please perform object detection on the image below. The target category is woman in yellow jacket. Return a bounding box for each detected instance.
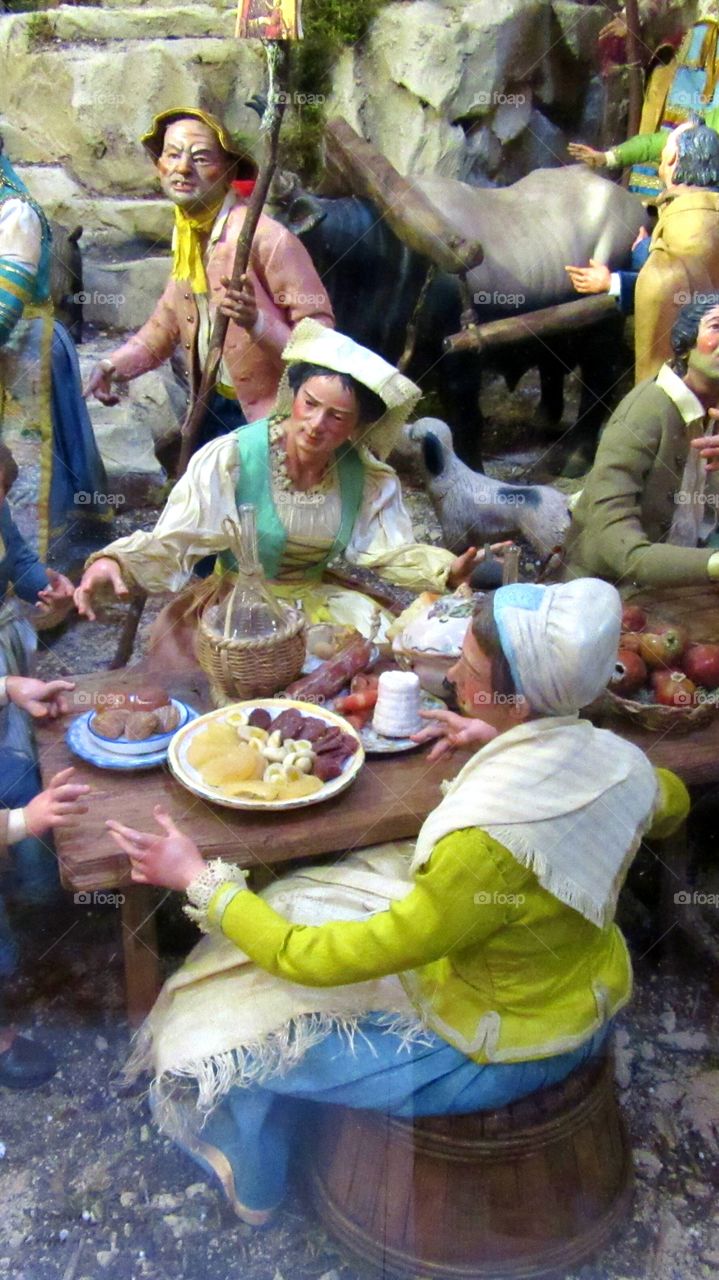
[110,579,689,1225]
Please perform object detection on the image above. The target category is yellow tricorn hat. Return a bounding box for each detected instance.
[140,108,258,180]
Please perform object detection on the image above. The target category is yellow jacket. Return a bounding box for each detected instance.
[207,768,689,1064]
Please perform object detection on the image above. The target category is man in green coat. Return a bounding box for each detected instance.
[563,296,719,589]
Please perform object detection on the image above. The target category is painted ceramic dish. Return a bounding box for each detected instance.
[67,703,198,771]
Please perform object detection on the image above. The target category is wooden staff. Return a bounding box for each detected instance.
[178,43,289,474]
[624,0,644,141]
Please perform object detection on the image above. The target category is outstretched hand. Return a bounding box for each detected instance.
[74,558,129,621]
[447,541,514,590]
[5,676,75,719]
[564,260,612,296]
[567,142,607,168]
[24,767,91,838]
[106,805,206,890]
[411,707,498,763]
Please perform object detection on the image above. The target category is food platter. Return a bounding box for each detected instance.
[168,698,364,811]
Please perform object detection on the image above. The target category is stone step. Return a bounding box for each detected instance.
[5,6,238,44]
[96,0,236,10]
[16,164,174,248]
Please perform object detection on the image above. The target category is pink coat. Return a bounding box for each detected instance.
[110,200,334,422]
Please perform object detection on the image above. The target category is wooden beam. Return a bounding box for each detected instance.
[443,295,618,353]
[323,117,484,274]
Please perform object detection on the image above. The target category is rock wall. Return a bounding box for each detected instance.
[0,0,699,330]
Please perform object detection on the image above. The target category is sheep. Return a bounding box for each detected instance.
[400,417,571,558]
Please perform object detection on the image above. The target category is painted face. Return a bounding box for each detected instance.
[156,119,232,214]
[688,304,719,382]
[446,627,496,719]
[286,375,360,462]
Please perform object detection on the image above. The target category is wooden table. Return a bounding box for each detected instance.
[37,584,719,1020]
[37,668,474,1021]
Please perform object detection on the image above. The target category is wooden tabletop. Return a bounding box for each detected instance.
[38,668,473,891]
[37,585,719,892]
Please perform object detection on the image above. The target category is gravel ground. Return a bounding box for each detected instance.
[1,371,718,1280]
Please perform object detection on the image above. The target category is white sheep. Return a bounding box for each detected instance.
[401,417,571,557]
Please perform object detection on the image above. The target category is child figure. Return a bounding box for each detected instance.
[0,673,89,1088]
[0,443,75,966]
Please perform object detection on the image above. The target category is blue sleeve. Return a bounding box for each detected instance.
[0,503,50,602]
[617,271,638,315]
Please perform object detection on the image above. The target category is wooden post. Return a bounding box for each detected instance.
[443,295,618,355]
[624,0,643,142]
[323,118,484,274]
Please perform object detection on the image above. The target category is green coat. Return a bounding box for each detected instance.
[610,112,719,167]
[206,770,688,1063]
[562,375,715,589]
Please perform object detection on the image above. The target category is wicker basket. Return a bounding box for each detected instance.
[196,604,306,706]
[195,509,306,706]
[600,687,719,735]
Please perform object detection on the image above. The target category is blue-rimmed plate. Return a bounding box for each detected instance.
[66,702,199,771]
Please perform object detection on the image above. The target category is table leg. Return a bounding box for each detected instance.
[121,885,162,1026]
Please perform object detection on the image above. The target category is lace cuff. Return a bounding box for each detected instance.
[183,859,249,933]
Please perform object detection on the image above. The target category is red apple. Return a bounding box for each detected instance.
[621,605,647,633]
[619,631,643,653]
[609,650,648,698]
[639,628,688,668]
[650,669,696,707]
[681,642,719,690]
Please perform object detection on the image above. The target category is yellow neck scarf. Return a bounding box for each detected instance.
[172,198,225,295]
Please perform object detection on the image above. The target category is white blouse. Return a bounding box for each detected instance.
[96,432,454,595]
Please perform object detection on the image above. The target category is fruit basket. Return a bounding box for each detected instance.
[600,605,719,734]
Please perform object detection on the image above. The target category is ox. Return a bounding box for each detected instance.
[273,166,649,472]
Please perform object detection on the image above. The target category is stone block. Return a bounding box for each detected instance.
[82,256,170,331]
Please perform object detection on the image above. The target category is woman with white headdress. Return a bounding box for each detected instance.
[109,578,688,1225]
[74,320,500,653]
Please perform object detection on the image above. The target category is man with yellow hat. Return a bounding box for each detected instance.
[84,108,334,451]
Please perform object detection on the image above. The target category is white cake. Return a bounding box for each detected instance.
[372,670,422,738]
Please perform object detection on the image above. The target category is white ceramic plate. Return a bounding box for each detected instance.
[67,702,199,771]
[167,698,364,811]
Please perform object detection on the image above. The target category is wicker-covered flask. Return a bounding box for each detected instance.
[206,506,287,640]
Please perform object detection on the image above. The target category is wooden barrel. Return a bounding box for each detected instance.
[308,1053,633,1279]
